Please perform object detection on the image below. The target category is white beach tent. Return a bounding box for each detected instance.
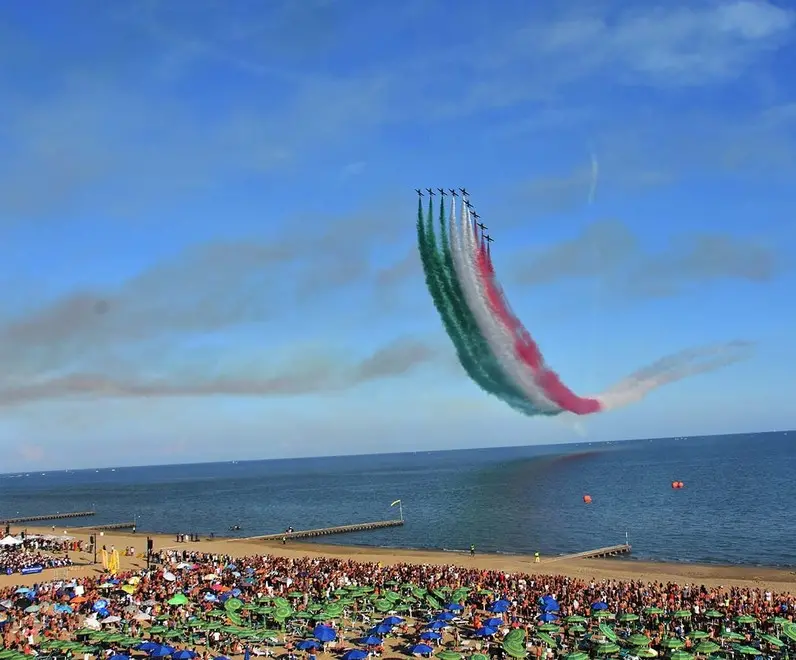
[0,536,22,546]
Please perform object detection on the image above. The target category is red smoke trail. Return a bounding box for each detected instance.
[474,230,602,415]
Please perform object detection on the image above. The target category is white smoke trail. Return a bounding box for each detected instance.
[588,151,599,205]
[451,200,560,414]
[595,341,753,411]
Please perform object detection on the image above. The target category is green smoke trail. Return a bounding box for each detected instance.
[433,198,542,413]
[418,195,540,414]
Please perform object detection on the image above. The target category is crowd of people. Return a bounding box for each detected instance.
[0,535,76,574]
[1,549,794,659]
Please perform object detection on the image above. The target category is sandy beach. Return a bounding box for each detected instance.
[4,524,796,591]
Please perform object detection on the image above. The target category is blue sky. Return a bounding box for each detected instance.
[1,0,794,471]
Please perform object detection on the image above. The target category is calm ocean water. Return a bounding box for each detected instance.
[1,432,793,566]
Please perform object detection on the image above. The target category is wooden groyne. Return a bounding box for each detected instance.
[547,543,631,562]
[71,522,137,531]
[0,511,96,525]
[237,519,404,542]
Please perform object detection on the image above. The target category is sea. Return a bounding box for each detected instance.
[1,431,793,567]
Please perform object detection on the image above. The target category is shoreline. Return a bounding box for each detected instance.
[3,525,796,591]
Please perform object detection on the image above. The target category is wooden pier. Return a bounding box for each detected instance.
[237,519,404,542]
[0,511,96,525]
[547,543,631,562]
[71,522,137,531]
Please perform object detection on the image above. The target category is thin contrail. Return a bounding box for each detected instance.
[588,151,599,205]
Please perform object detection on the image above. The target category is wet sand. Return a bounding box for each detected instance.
[3,525,796,592]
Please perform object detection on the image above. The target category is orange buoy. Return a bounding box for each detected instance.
[671,481,678,489]
[583,494,592,504]
[677,481,684,488]
[671,481,684,489]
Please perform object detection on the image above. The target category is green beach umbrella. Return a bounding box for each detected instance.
[674,611,692,618]
[225,598,244,612]
[563,653,589,660]
[592,610,613,619]
[471,654,488,660]
[687,631,709,640]
[735,646,760,656]
[660,638,685,650]
[722,631,745,642]
[705,611,724,618]
[770,617,789,626]
[537,632,557,647]
[436,652,462,660]
[782,624,796,643]
[538,624,560,633]
[627,635,651,646]
[568,625,586,635]
[636,650,657,658]
[595,643,620,655]
[735,615,756,625]
[619,614,640,622]
[670,651,693,660]
[599,624,618,643]
[565,616,588,624]
[759,633,785,647]
[168,594,189,606]
[644,607,665,615]
[694,642,720,655]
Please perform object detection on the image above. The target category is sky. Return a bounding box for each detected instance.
[0,0,795,471]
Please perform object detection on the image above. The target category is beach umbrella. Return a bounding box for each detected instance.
[410,644,434,656]
[674,611,692,618]
[502,643,528,659]
[628,635,651,646]
[694,642,721,654]
[722,632,746,642]
[687,631,709,640]
[445,603,463,611]
[426,621,447,630]
[436,652,461,660]
[592,602,609,611]
[151,647,176,658]
[595,643,620,655]
[536,632,557,648]
[619,614,640,623]
[313,625,336,643]
[435,612,455,621]
[735,646,760,656]
[172,652,197,660]
[643,607,664,615]
[362,636,384,645]
[420,632,442,641]
[599,624,617,642]
[636,650,657,659]
[759,633,784,648]
[660,639,685,650]
[538,624,560,633]
[108,656,130,660]
[538,613,558,623]
[342,651,368,660]
[168,595,189,606]
[490,600,511,613]
[780,624,796,643]
[568,625,586,635]
[669,651,693,660]
[704,610,723,618]
[565,616,588,624]
[475,627,498,637]
[383,616,403,626]
[486,618,503,628]
[735,616,757,625]
[563,653,589,660]
[592,611,613,619]
[471,654,488,660]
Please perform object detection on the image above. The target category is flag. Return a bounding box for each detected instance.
[391,500,401,506]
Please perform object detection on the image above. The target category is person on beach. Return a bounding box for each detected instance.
[470,544,475,557]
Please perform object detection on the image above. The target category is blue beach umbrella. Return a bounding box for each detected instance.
[538,613,558,622]
[425,621,447,630]
[445,603,464,611]
[172,651,197,660]
[342,651,368,660]
[371,624,392,636]
[475,627,498,637]
[297,641,320,651]
[486,618,503,628]
[313,625,336,643]
[136,643,159,652]
[420,632,442,641]
[360,636,382,646]
[109,655,130,660]
[151,647,176,657]
[591,602,608,611]
[435,612,454,621]
[409,644,434,655]
[489,600,511,613]
[383,616,403,626]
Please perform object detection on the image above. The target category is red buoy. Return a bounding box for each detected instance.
[583,494,592,504]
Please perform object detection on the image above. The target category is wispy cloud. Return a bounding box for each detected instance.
[509,219,785,298]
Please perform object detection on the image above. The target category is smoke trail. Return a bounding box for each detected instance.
[595,341,754,410]
[434,196,540,413]
[452,199,561,416]
[588,152,599,205]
